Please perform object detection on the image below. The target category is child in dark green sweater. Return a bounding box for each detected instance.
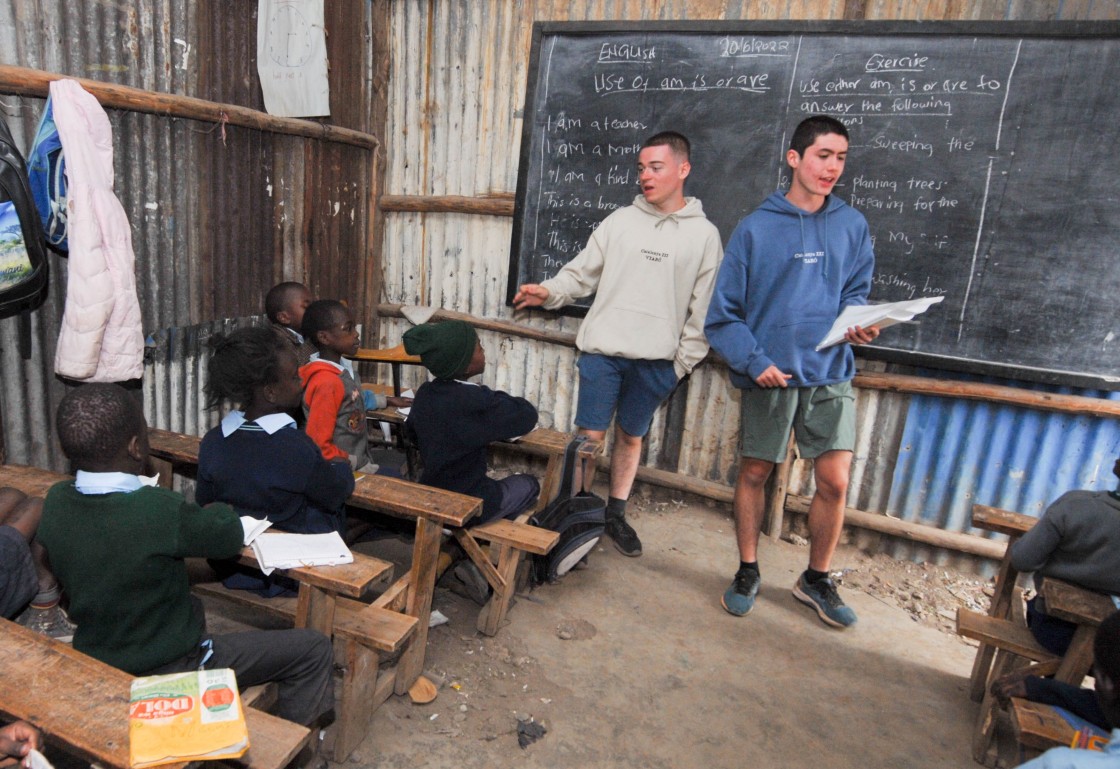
[38,383,335,727]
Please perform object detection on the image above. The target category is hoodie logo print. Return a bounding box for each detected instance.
[793,250,822,265]
[642,248,670,263]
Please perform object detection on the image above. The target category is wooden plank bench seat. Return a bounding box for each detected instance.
[1009,696,1109,757]
[453,518,561,635]
[193,582,417,654]
[0,619,312,769]
[956,609,1060,664]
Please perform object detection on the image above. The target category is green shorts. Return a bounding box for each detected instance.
[739,382,856,463]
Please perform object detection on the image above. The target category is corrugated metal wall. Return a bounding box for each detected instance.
[0,1,374,470]
[378,0,1120,569]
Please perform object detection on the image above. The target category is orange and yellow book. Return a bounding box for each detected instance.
[128,668,248,768]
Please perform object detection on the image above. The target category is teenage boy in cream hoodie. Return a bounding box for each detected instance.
[515,131,722,558]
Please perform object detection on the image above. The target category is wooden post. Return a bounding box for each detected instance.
[765,433,797,541]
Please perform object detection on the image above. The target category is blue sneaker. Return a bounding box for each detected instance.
[793,574,857,628]
[721,568,760,616]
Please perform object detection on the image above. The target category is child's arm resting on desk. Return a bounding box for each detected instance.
[173,498,245,560]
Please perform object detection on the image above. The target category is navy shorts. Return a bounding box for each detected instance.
[575,353,679,438]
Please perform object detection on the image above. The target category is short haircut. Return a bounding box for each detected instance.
[204,326,289,409]
[56,383,144,468]
[301,300,348,350]
[789,115,849,157]
[642,131,690,162]
[265,282,308,324]
[1096,611,1120,684]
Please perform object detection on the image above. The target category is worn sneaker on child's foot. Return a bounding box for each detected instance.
[721,568,761,616]
[605,514,642,557]
[16,601,76,642]
[792,573,857,628]
[448,560,492,607]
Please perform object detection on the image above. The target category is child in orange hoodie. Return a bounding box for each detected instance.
[299,300,411,472]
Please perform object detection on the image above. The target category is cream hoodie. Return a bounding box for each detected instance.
[540,195,723,378]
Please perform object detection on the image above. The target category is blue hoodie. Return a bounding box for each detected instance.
[705,191,874,390]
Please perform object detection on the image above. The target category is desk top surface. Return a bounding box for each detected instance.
[1041,577,1116,627]
[0,619,311,769]
[349,472,479,527]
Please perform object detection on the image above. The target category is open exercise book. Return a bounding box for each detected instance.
[815,295,945,351]
[240,517,353,574]
[129,668,248,767]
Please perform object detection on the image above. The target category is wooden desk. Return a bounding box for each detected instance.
[968,504,1038,701]
[346,473,480,692]
[348,345,423,397]
[0,619,312,769]
[1040,576,1116,685]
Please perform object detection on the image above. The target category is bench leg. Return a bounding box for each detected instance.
[395,516,441,695]
[972,649,1017,765]
[478,544,522,637]
[295,584,336,637]
[331,641,380,761]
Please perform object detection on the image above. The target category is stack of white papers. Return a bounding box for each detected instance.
[251,531,354,575]
[815,296,945,351]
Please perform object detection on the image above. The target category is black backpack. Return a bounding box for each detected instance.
[0,112,50,356]
[529,435,606,584]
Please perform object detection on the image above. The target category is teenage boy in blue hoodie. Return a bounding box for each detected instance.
[705,115,879,629]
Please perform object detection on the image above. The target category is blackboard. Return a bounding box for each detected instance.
[506,21,1120,390]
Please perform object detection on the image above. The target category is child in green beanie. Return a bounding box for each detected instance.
[403,321,540,523]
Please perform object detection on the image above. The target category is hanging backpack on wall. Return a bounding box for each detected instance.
[529,435,606,585]
[0,112,50,356]
[26,95,68,255]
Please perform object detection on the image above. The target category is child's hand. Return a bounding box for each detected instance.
[387,396,413,409]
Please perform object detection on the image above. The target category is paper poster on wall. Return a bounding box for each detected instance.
[256,0,330,117]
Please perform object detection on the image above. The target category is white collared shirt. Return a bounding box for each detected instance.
[309,353,353,377]
[220,410,296,437]
[74,470,161,495]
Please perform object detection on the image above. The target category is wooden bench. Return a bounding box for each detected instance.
[191,581,419,760]
[0,619,312,769]
[1009,697,1110,758]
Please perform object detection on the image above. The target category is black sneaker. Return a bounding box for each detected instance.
[605,514,642,557]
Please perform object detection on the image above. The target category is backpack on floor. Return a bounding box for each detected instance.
[0,111,50,354]
[529,435,605,585]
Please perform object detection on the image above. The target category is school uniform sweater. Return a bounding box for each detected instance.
[197,413,354,533]
[538,195,723,379]
[37,482,243,674]
[407,379,538,518]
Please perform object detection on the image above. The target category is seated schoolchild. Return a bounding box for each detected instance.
[1014,610,1120,768]
[1010,456,1120,656]
[196,327,355,594]
[299,300,411,473]
[37,383,334,728]
[0,488,74,641]
[402,320,540,524]
[265,281,316,367]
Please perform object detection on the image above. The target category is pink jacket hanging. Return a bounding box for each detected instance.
[51,78,144,382]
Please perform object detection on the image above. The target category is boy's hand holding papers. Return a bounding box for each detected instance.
[816,296,945,351]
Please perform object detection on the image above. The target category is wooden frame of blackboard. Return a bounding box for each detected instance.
[507,20,1120,391]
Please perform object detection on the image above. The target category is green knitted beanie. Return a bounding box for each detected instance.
[402,321,479,380]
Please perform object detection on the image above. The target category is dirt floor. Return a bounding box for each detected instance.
[221,486,1002,769]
